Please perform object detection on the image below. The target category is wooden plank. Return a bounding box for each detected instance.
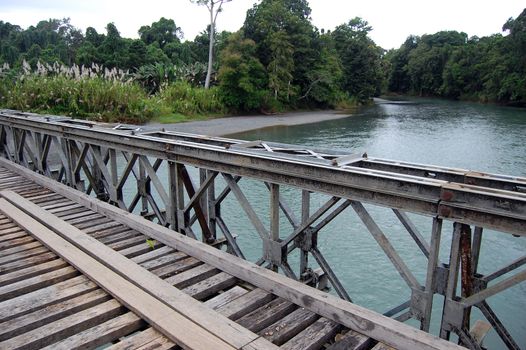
[0,299,125,349]
[217,288,274,320]
[150,256,202,279]
[0,258,69,287]
[237,298,297,332]
[280,318,341,350]
[0,230,27,242]
[118,241,163,258]
[205,286,249,310]
[106,327,175,350]
[40,311,144,350]
[259,308,319,345]
[82,221,124,235]
[0,246,49,266]
[98,230,142,245]
[0,251,57,275]
[131,245,175,265]
[73,216,112,229]
[108,235,150,251]
[0,196,253,350]
[0,266,78,301]
[22,181,464,350]
[328,330,373,350]
[0,289,109,341]
[0,240,42,257]
[90,226,135,240]
[371,343,396,350]
[165,263,219,289]
[182,272,238,300]
[0,275,98,322]
[138,250,187,270]
[0,235,35,250]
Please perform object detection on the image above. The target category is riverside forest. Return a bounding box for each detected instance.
[0,1,525,123]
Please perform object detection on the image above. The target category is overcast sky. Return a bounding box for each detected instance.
[0,0,524,49]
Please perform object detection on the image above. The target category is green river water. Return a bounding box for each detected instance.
[223,98,526,349]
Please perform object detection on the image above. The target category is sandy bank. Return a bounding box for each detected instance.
[143,110,353,137]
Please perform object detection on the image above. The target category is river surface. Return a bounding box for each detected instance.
[223,98,526,348]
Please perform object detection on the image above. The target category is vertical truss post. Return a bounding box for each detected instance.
[300,190,310,277]
[421,217,442,332]
[108,148,118,203]
[60,138,74,186]
[167,161,178,230]
[138,158,148,216]
[471,227,483,275]
[460,224,473,334]
[270,183,280,272]
[175,163,189,236]
[440,222,464,340]
[207,169,217,240]
[90,145,106,200]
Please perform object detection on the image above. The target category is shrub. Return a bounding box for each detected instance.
[158,81,226,116]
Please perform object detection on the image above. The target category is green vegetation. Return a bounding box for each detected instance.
[0,3,524,123]
[386,9,526,105]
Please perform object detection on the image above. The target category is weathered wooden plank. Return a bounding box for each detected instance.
[41,201,79,214]
[0,235,35,250]
[371,343,396,350]
[91,226,135,240]
[164,263,219,289]
[98,230,142,245]
[259,307,319,345]
[280,318,341,350]
[327,330,373,350]
[182,272,238,300]
[0,289,109,341]
[0,258,69,287]
[237,298,297,333]
[40,311,144,350]
[0,230,26,242]
[130,245,175,265]
[0,251,57,275]
[205,286,249,310]
[107,327,175,350]
[0,246,49,266]
[0,266,78,301]
[83,221,124,235]
[217,288,274,320]
[108,235,150,251]
[0,275,97,322]
[138,251,187,270]
[119,241,163,258]
[0,195,256,350]
[0,299,124,349]
[0,240,42,257]
[150,256,202,279]
[73,216,112,229]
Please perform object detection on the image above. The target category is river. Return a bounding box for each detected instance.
[223,98,526,348]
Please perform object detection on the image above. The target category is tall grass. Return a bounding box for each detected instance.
[0,61,227,124]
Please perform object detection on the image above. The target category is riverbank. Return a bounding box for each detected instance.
[143,110,355,136]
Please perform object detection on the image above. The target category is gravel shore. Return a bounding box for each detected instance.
[144,110,353,137]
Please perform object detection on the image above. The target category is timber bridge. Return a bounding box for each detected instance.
[0,109,524,350]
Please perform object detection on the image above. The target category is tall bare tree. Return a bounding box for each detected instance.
[190,0,232,89]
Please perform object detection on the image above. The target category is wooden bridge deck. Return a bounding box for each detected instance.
[0,159,462,350]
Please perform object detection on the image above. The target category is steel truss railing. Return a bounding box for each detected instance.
[0,109,525,349]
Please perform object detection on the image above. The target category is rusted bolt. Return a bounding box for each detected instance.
[439,206,452,217]
[441,191,454,201]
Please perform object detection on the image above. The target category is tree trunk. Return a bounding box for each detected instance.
[205,2,215,89]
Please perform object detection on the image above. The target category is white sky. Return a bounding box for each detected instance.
[0,0,524,49]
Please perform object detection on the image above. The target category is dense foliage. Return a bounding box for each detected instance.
[386,9,526,105]
[0,3,524,122]
[0,0,387,120]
